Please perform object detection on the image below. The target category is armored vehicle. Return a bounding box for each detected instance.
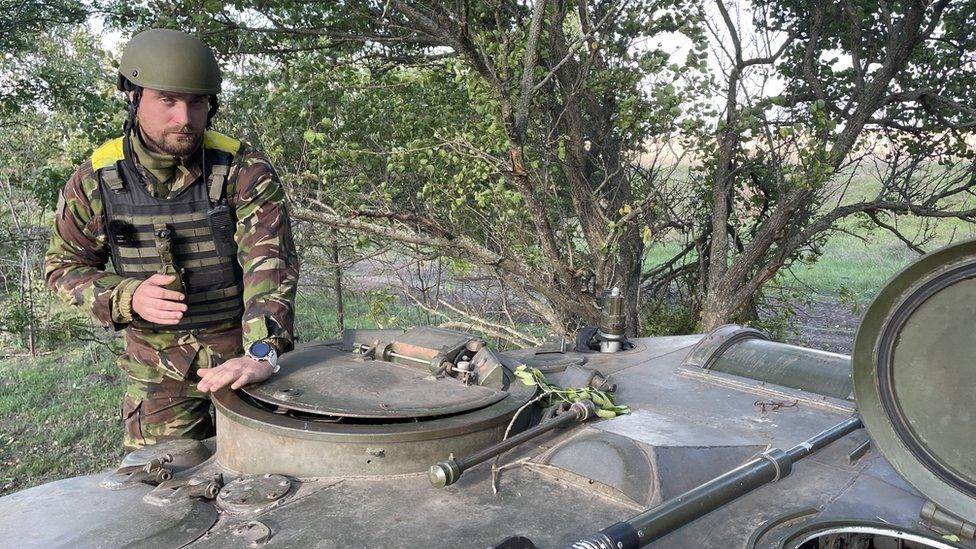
[1,240,974,548]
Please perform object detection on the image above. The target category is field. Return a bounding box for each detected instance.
[2,213,973,497]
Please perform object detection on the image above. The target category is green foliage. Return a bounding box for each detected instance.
[514,365,630,419]
[0,23,121,356]
[3,0,972,348]
[639,302,696,337]
[98,0,710,333]
[760,0,976,154]
[365,289,401,328]
[837,285,863,317]
[0,1,89,116]
[0,347,123,496]
[745,291,802,343]
[0,294,107,352]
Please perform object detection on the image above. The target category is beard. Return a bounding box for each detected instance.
[142,125,203,157]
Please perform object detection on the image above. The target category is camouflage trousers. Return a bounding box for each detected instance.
[118,324,243,452]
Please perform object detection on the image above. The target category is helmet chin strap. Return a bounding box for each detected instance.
[119,80,213,194]
[120,84,146,190]
[123,85,143,137]
[207,96,219,129]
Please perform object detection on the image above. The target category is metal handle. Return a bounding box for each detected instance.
[429,400,596,487]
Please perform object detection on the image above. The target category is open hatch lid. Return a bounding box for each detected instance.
[853,238,976,523]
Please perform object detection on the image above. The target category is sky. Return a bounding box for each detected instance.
[91,15,124,54]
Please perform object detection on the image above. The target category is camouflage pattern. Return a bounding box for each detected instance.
[44,138,299,450]
[120,325,243,450]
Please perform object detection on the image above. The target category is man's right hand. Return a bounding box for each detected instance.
[132,274,187,324]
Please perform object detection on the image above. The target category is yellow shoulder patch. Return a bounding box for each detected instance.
[91,132,240,169]
[204,130,242,155]
[90,137,124,170]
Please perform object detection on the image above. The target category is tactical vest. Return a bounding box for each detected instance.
[92,131,245,331]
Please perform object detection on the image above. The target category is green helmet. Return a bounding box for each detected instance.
[117,29,221,95]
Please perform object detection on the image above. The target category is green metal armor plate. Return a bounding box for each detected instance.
[853,238,976,523]
[0,474,217,547]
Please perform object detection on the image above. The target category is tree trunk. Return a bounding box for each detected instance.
[16,247,37,356]
[697,1,937,332]
[699,287,736,332]
[330,228,344,336]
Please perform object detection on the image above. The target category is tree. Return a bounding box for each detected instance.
[106,0,706,340]
[691,0,976,329]
[0,0,89,117]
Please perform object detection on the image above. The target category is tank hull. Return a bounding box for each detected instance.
[5,335,968,547]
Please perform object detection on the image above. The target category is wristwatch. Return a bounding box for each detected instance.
[246,340,280,374]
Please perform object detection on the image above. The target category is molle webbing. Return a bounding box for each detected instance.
[96,134,244,331]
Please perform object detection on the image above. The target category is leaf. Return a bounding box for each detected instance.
[511,366,629,418]
[641,225,653,246]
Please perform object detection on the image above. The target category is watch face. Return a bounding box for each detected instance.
[249,341,271,359]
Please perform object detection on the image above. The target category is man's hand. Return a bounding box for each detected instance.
[197,356,274,393]
[132,274,186,324]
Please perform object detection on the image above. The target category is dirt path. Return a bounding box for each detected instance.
[780,297,861,355]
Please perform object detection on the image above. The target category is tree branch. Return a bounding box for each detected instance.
[292,207,597,321]
[512,0,548,141]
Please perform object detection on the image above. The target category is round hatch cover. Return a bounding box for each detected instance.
[853,239,976,523]
[241,344,507,418]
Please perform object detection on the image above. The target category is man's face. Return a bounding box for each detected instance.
[133,88,210,157]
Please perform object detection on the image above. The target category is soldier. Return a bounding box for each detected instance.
[44,29,299,451]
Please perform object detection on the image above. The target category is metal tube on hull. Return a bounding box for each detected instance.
[430,401,596,487]
[567,415,863,549]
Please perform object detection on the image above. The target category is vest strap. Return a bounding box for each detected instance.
[208,162,230,205]
[100,165,125,193]
[97,132,246,333]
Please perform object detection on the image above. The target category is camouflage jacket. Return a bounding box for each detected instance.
[44,133,299,378]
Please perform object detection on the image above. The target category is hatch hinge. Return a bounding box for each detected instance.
[144,473,225,506]
[100,454,174,489]
[920,501,975,539]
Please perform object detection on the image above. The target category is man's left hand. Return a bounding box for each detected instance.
[197,356,273,393]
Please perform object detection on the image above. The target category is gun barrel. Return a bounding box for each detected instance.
[567,415,863,549]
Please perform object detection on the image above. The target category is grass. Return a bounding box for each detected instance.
[774,232,919,299]
[0,346,124,496]
[644,213,976,305]
[779,217,976,300]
